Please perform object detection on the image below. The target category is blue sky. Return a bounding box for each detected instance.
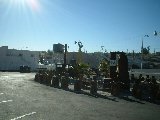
[0,0,160,53]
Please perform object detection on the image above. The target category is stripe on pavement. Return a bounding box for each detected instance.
[10,112,36,120]
[0,100,13,104]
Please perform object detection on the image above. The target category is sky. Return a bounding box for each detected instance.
[0,0,160,53]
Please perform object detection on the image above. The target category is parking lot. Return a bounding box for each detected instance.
[0,72,160,120]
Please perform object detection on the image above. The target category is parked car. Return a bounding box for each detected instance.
[19,65,31,73]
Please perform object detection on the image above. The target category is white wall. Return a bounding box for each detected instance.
[0,46,40,71]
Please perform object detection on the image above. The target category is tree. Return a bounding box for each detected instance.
[99,59,110,77]
[142,47,149,55]
[147,46,150,53]
[68,63,90,78]
[47,49,53,56]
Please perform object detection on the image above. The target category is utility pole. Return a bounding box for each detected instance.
[141,35,149,69]
[141,38,143,69]
[63,44,67,69]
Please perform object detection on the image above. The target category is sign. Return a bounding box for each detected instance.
[110,60,117,66]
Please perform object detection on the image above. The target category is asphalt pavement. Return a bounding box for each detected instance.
[0,72,160,120]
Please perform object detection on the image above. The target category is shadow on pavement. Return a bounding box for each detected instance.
[34,80,160,105]
[64,89,119,102]
[116,91,160,105]
[63,88,160,105]
[116,91,145,104]
[118,96,145,104]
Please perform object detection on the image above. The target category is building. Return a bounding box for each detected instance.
[51,51,109,68]
[52,43,64,64]
[0,46,40,71]
[53,43,64,53]
[51,43,110,68]
[66,52,105,68]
